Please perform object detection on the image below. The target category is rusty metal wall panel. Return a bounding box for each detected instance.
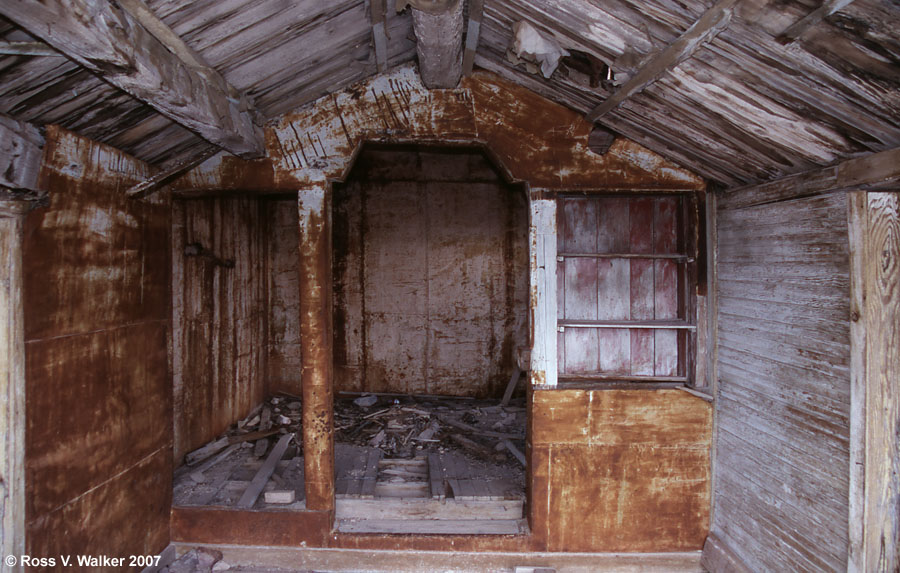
[332,148,529,398]
[267,199,302,396]
[172,196,268,462]
[23,126,171,560]
[531,388,711,552]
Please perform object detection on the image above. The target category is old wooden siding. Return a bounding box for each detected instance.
[711,193,851,572]
[332,147,529,397]
[22,126,171,560]
[266,199,301,397]
[531,388,712,551]
[172,196,268,463]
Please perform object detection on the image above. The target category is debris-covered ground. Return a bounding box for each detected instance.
[334,392,526,488]
[173,392,527,508]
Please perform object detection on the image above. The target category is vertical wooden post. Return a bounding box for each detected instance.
[848,191,900,573]
[0,200,27,567]
[530,197,557,387]
[298,185,335,512]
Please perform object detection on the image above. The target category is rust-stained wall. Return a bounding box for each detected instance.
[332,147,529,397]
[266,199,302,396]
[172,197,268,463]
[173,65,704,195]
[23,126,171,560]
[531,388,712,551]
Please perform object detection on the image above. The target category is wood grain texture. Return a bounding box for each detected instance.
[172,196,268,463]
[0,201,26,563]
[409,0,464,88]
[713,192,851,572]
[531,388,711,552]
[852,191,900,572]
[23,126,171,562]
[1,0,264,158]
[267,200,302,396]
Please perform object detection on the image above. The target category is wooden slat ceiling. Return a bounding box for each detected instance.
[0,0,897,188]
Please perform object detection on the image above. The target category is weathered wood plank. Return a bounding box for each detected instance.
[0,114,44,192]
[854,192,900,572]
[236,433,294,508]
[586,0,738,121]
[0,202,27,564]
[1,0,264,157]
[127,146,219,199]
[721,148,900,210]
[530,198,557,387]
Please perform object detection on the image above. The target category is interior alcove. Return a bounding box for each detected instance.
[331,143,530,399]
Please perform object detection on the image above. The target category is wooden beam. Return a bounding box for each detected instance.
[530,198,557,387]
[848,191,900,573]
[777,0,857,44]
[461,0,483,76]
[1,0,265,158]
[126,145,219,200]
[371,0,388,73]
[0,114,44,193]
[0,41,63,56]
[720,147,900,210]
[406,0,464,88]
[586,0,738,122]
[0,200,28,567]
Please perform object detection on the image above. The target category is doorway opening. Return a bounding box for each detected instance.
[330,143,530,533]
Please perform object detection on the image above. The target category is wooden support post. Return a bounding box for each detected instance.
[371,0,388,73]
[0,200,27,567]
[530,197,557,387]
[407,0,464,89]
[848,191,900,573]
[298,185,335,512]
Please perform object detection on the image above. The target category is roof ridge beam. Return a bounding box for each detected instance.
[403,0,464,89]
[586,0,738,123]
[1,0,265,159]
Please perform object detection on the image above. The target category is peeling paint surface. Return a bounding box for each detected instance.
[174,64,703,194]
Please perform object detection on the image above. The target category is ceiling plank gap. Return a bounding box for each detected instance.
[0,41,64,57]
[0,0,265,159]
[586,0,739,123]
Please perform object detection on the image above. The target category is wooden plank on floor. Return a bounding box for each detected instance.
[361,449,382,499]
[335,498,525,520]
[336,518,527,534]
[236,433,293,508]
[428,453,446,500]
[374,481,430,498]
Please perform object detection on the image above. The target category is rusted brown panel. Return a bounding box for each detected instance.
[23,127,172,558]
[27,448,171,569]
[298,187,335,511]
[24,127,170,341]
[170,507,331,547]
[531,389,711,552]
[546,443,710,552]
[26,322,170,517]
